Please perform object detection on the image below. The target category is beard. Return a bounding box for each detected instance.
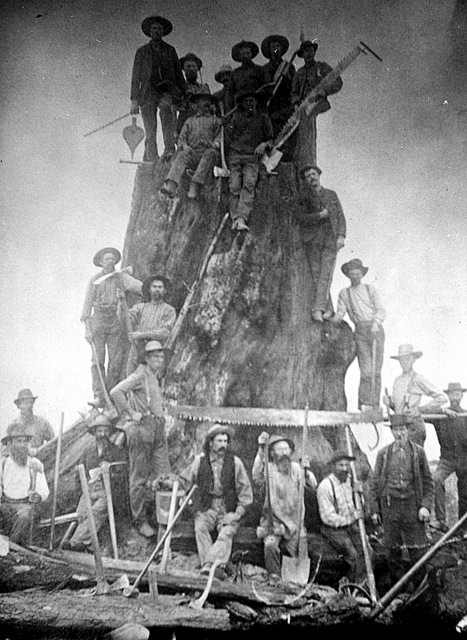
[335,470,349,483]
[275,455,292,473]
[10,447,28,467]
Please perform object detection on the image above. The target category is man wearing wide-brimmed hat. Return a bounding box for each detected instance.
[130,15,187,161]
[160,93,220,200]
[295,164,346,322]
[64,414,127,553]
[383,344,447,446]
[225,40,267,111]
[126,274,176,374]
[179,423,252,579]
[111,340,172,538]
[176,52,211,134]
[431,382,467,532]
[261,34,296,139]
[253,432,317,581]
[370,414,433,588]
[213,64,233,114]
[317,450,367,584]
[332,258,386,408]
[81,247,142,408]
[8,388,54,453]
[0,423,49,545]
[225,91,274,231]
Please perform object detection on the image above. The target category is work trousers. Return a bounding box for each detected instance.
[320,522,367,583]
[434,458,467,528]
[381,494,427,585]
[262,532,299,576]
[126,340,147,376]
[141,94,176,161]
[0,498,36,545]
[194,500,239,568]
[294,113,317,167]
[406,416,426,448]
[354,322,385,407]
[90,310,125,402]
[166,146,219,187]
[126,416,171,524]
[228,154,260,222]
[303,226,336,314]
[70,480,108,546]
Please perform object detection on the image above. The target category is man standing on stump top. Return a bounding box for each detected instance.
[8,389,54,454]
[177,52,211,135]
[332,259,386,408]
[130,15,187,162]
[261,34,295,138]
[295,164,346,322]
[225,40,267,111]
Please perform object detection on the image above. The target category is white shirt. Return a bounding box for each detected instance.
[0,456,50,501]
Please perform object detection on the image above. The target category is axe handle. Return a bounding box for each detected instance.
[101,464,119,560]
[49,412,64,550]
[78,464,107,588]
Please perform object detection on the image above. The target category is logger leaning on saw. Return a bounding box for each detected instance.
[252,432,317,583]
[178,424,253,580]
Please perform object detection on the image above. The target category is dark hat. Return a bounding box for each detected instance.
[205,423,234,443]
[297,39,319,57]
[141,15,173,37]
[444,382,467,394]
[341,259,369,277]
[88,414,113,431]
[180,52,203,69]
[390,344,423,360]
[268,434,295,454]
[236,91,265,105]
[299,163,322,178]
[142,274,172,300]
[189,92,216,103]
[261,35,290,58]
[329,450,356,465]
[93,247,121,267]
[231,40,259,62]
[214,64,233,83]
[384,414,410,428]
[14,388,37,406]
[1,423,34,445]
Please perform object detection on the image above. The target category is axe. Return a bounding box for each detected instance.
[93,266,133,286]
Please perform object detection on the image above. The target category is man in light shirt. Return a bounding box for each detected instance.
[332,259,386,408]
[383,344,447,446]
[317,451,367,584]
[0,424,49,545]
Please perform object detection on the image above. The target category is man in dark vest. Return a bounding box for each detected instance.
[261,34,295,138]
[176,52,211,134]
[130,15,187,161]
[180,424,253,579]
[213,64,233,115]
[225,40,267,111]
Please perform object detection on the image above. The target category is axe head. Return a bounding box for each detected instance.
[214,165,230,178]
[261,150,283,173]
[122,585,140,598]
[122,117,145,159]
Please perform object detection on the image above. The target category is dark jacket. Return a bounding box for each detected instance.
[225,108,273,156]
[369,441,434,515]
[226,62,268,111]
[295,186,346,239]
[432,405,467,466]
[290,61,343,112]
[194,451,237,513]
[262,59,295,108]
[74,438,127,493]
[131,40,187,105]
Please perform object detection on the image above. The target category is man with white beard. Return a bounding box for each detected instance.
[0,424,49,545]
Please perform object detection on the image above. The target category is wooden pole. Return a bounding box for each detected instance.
[160,480,180,573]
[49,412,64,550]
[28,469,38,546]
[101,462,119,560]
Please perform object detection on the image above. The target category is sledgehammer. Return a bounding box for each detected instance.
[122,484,197,598]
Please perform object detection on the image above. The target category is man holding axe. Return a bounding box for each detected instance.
[261,35,296,141]
[81,247,142,408]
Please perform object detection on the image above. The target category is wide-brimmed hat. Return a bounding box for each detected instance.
[297,40,319,57]
[205,423,234,443]
[268,434,295,453]
[142,275,172,300]
[231,40,259,62]
[390,344,423,360]
[384,414,410,428]
[299,163,322,178]
[14,388,38,406]
[215,64,233,83]
[189,92,216,104]
[444,382,467,394]
[88,414,114,431]
[235,91,265,105]
[341,259,369,277]
[1,423,34,445]
[261,34,290,58]
[93,247,121,268]
[141,15,173,37]
[180,52,203,69]
[329,450,356,465]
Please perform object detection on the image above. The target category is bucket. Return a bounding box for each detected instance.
[155,490,183,525]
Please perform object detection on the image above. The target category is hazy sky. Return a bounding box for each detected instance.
[1,0,466,462]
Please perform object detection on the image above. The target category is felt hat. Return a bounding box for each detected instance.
[268,434,295,453]
[299,163,322,178]
[215,64,233,83]
[390,344,423,360]
[329,450,356,465]
[93,247,121,267]
[205,423,234,443]
[1,423,34,445]
[141,15,173,37]
[142,275,172,300]
[144,340,165,353]
[231,40,259,62]
[297,39,319,57]
[341,259,369,277]
[235,91,265,105]
[180,52,203,70]
[88,413,114,431]
[14,388,37,406]
[261,34,290,58]
[444,382,467,394]
[384,414,410,428]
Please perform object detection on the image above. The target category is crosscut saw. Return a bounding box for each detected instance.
[166,405,383,427]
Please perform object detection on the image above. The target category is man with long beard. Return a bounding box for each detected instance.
[0,424,49,545]
[253,433,317,582]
